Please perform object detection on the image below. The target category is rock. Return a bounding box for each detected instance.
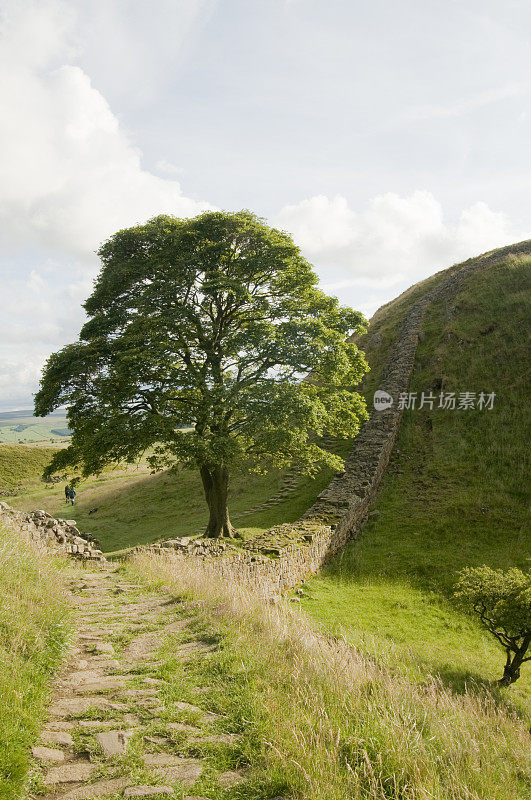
[167,722,201,733]
[32,746,65,762]
[60,777,129,799]
[74,676,126,694]
[44,762,94,785]
[183,797,210,800]
[49,696,115,716]
[124,787,174,798]
[218,769,245,786]
[143,755,203,785]
[95,729,135,757]
[41,730,74,747]
[45,721,75,731]
[68,669,102,684]
[88,641,115,654]
[76,719,124,730]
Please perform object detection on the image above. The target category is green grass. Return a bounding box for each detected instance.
[302,253,531,702]
[0,523,71,800]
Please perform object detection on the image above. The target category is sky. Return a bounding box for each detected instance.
[1,0,531,411]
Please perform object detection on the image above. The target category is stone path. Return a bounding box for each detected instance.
[29,566,244,800]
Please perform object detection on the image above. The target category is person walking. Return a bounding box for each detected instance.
[68,487,76,506]
[65,485,70,504]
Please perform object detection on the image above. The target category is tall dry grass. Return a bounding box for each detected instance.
[132,552,531,800]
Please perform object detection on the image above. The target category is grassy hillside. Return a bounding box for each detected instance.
[3,447,348,554]
[0,523,70,799]
[301,250,531,702]
[133,551,531,800]
[0,444,62,489]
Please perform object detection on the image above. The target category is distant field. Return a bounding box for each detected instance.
[0,410,70,444]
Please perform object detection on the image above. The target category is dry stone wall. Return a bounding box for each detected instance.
[145,240,531,595]
[0,502,106,563]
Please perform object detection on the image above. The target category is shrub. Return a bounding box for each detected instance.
[454,566,531,685]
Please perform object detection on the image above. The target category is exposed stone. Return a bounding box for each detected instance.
[183,797,210,800]
[44,720,75,731]
[88,642,114,654]
[31,746,65,762]
[74,676,127,694]
[149,757,203,785]
[49,696,117,716]
[0,506,106,563]
[218,769,245,786]
[124,787,174,798]
[44,762,94,785]
[59,777,129,799]
[41,730,74,747]
[95,729,135,757]
[167,722,201,733]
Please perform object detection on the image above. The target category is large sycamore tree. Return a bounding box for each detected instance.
[35,211,369,537]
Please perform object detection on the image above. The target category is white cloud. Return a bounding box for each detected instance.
[155,159,185,177]
[274,190,527,288]
[26,270,46,293]
[0,350,50,411]
[0,0,213,258]
[0,265,94,410]
[0,0,216,410]
[407,83,528,121]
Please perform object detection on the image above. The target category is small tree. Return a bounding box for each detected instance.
[35,211,369,537]
[454,566,531,685]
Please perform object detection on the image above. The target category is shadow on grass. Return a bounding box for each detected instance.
[432,664,531,722]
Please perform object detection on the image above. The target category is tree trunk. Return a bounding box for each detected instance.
[200,465,234,538]
[499,637,530,685]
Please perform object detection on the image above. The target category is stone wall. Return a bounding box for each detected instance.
[143,240,531,595]
[0,502,106,563]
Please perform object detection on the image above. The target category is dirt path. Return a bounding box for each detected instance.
[30,566,243,800]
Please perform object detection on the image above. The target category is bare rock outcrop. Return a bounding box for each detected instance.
[0,502,106,563]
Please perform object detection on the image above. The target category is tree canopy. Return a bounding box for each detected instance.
[35,210,369,536]
[454,566,531,685]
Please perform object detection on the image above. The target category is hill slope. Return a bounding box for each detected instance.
[301,243,531,700]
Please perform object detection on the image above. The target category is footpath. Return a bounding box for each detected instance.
[30,565,245,800]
